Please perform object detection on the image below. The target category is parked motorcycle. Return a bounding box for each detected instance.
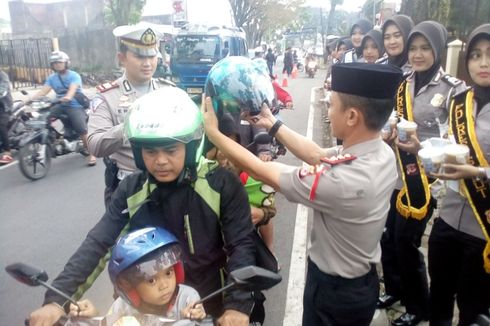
[5,262,281,326]
[17,97,87,180]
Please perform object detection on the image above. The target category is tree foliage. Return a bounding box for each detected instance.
[398,0,490,39]
[104,0,147,26]
[228,0,304,47]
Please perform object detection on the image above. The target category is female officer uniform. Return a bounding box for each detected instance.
[428,23,490,326]
[391,21,466,326]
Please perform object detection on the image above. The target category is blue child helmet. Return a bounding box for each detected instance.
[108,227,185,308]
[205,56,275,115]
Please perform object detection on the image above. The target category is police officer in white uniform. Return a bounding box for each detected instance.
[202,62,403,326]
[87,23,174,207]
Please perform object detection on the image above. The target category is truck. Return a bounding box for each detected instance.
[169,24,248,97]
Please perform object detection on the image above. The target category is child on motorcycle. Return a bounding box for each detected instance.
[68,227,207,324]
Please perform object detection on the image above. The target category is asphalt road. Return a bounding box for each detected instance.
[0,67,325,326]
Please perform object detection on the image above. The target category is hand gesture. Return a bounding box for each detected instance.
[430,164,481,180]
[395,133,422,155]
[217,309,249,326]
[181,302,206,320]
[201,95,219,137]
[69,299,98,318]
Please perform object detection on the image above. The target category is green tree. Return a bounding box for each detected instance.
[104,0,147,26]
[228,0,304,47]
[326,0,343,35]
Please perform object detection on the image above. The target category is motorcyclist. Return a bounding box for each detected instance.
[0,70,13,164]
[28,87,256,326]
[305,52,318,76]
[67,227,207,324]
[30,51,97,166]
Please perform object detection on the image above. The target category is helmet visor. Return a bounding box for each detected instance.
[119,244,182,285]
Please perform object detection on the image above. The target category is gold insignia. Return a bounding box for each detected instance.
[119,95,129,102]
[141,28,156,45]
[430,93,445,107]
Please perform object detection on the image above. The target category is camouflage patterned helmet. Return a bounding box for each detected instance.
[205,56,274,115]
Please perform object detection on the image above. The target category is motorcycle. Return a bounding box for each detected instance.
[5,262,281,326]
[305,59,318,78]
[17,97,87,180]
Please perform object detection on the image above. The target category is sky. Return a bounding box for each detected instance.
[0,0,371,24]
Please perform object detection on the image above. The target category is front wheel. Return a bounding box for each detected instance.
[18,141,51,180]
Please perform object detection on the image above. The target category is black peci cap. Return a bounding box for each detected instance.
[331,63,403,99]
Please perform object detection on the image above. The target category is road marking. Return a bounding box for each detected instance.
[282,87,318,325]
[0,160,18,170]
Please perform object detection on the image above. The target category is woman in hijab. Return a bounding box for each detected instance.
[341,18,373,63]
[377,15,415,313]
[361,29,384,63]
[389,21,466,326]
[379,14,414,72]
[428,23,490,326]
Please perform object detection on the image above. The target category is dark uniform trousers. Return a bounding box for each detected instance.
[394,199,435,320]
[380,189,402,298]
[303,258,378,326]
[428,218,490,326]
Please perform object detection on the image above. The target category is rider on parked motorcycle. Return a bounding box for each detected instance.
[0,70,13,164]
[68,227,207,324]
[29,87,257,326]
[30,51,96,166]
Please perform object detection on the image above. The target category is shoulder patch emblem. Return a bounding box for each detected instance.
[89,97,104,114]
[96,81,119,93]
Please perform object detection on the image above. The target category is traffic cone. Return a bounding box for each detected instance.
[281,75,288,87]
[291,66,298,79]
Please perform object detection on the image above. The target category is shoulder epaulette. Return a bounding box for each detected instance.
[96,81,119,93]
[452,85,472,98]
[156,78,176,87]
[441,74,462,87]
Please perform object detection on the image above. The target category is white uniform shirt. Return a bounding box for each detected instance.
[280,138,397,278]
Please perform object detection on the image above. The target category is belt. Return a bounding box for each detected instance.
[308,258,376,287]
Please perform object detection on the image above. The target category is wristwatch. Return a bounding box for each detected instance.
[476,167,489,182]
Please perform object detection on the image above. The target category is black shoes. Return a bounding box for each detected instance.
[377,294,400,309]
[391,313,424,326]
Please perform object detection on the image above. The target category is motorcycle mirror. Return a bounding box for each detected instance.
[229,265,282,291]
[5,262,48,286]
[253,132,273,145]
[21,90,29,95]
[5,262,81,309]
[194,266,281,307]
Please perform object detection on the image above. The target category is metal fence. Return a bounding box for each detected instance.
[0,38,53,89]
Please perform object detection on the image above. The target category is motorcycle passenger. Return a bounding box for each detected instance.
[87,23,174,208]
[68,227,207,324]
[28,87,256,326]
[30,51,97,166]
[0,70,13,164]
[202,62,403,326]
[361,29,384,64]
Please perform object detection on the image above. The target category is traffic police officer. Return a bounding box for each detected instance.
[202,62,403,326]
[88,23,174,207]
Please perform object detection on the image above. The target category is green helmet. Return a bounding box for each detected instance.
[125,87,204,176]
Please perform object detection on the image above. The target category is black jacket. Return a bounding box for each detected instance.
[44,162,256,317]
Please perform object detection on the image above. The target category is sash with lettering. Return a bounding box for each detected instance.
[449,89,490,273]
[395,80,432,220]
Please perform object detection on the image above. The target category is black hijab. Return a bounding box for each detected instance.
[382,15,414,67]
[465,23,490,109]
[351,19,373,56]
[361,29,385,57]
[407,21,447,94]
